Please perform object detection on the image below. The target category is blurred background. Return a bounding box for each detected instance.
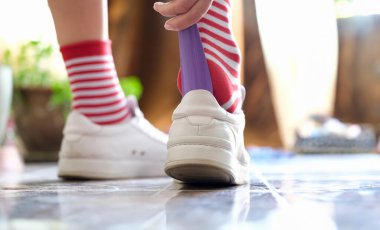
[1,0,380,164]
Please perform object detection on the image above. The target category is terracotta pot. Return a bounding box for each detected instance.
[13,87,65,162]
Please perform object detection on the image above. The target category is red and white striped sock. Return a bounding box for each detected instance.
[199,0,242,113]
[60,40,131,125]
[178,0,242,113]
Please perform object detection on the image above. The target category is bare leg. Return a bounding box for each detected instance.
[48,0,108,45]
[155,0,250,185]
[48,0,130,125]
[49,0,168,179]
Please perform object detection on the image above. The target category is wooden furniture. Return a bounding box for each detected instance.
[108,0,246,133]
[335,15,380,127]
[109,0,380,148]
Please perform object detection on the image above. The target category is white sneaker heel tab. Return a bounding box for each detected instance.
[173,90,227,118]
[173,90,245,124]
[63,111,101,134]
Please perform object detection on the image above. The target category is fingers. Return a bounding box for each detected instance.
[154,0,213,31]
[153,0,198,17]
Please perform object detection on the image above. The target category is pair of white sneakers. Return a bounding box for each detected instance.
[58,90,250,185]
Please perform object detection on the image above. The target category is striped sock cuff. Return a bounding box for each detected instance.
[61,40,130,125]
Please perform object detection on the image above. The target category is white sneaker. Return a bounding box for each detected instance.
[165,90,250,185]
[58,96,168,179]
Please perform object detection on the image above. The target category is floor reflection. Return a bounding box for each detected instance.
[0,154,379,229]
[165,185,250,229]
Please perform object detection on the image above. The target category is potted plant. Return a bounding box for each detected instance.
[1,40,143,162]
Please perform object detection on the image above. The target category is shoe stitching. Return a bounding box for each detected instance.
[168,143,232,151]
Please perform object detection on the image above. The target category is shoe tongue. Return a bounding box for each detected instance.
[240,86,246,102]
[125,95,143,118]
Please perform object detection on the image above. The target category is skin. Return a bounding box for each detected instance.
[153,0,214,31]
[48,0,108,46]
[49,0,213,43]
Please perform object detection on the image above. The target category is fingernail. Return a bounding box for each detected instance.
[153,2,164,9]
[164,23,175,31]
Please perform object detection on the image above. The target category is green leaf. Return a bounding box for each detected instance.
[49,80,72,118]
[2,49,11,65]
[3,40,56,88]
[120,76,144,100]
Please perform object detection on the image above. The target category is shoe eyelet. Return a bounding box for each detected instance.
[140,151,145,156]
[132,150,137,155]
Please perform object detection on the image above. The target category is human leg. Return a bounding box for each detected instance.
[49,0,167,179]
[48,0,108,46]
[155,0,244,112]
[155,0,249,185]
[49,0,129,125]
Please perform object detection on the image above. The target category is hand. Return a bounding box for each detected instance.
[153,0,213,31]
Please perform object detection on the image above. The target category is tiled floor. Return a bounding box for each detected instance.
[1,154,380,230]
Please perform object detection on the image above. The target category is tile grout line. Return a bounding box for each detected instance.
[139,181,174,230]
[139,211,167,230]
[150,181,173,198]
[251,164,289,207]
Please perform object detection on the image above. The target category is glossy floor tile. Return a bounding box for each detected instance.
[1,154,380,230]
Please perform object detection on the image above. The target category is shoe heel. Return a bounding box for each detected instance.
[165,145,249,185]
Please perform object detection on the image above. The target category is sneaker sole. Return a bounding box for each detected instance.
[58,158,166,179]
[165,145,249,185]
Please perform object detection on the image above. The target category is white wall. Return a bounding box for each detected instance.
[0,0,65,77]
